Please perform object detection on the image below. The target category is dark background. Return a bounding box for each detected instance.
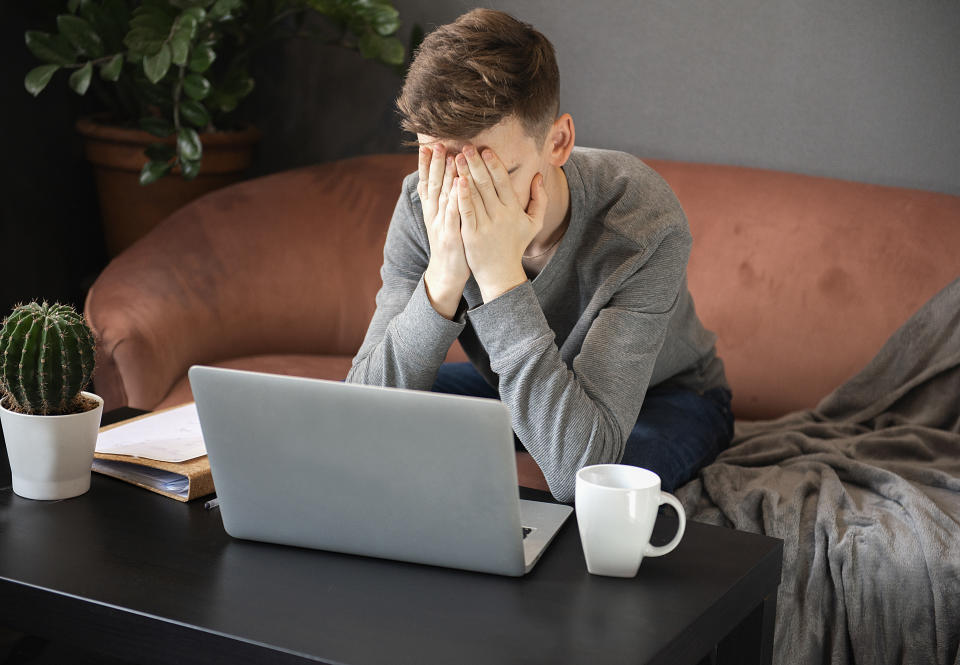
[0,1,412,318]
[2,2,108,317]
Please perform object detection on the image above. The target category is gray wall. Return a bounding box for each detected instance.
[254,0,960,195]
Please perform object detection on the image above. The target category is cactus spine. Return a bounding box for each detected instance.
[0,301,96,415]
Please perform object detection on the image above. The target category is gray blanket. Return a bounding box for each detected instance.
[677,276,960,665]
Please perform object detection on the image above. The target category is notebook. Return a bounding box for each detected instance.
[187,365,572,576]
[94,404,213,502]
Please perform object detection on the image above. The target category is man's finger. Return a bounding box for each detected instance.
[526,172,548,222]
[440,155,455,200]
[455,155,485,218]
[458,149,499,212]
[456,175,477,232]
[427,144,446,198]
[418,145,430,191]
[445,176,460,232]
[480,149,519,207]
[435,188,448,228]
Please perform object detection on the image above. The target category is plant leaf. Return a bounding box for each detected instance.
[370,4,400,36]
[99,53,124,81]
[25,31,76,65]
[82,0,131,49]
[207,89,238,113]
[57,14,104,58]
[358,31,381,59]
[182,73,210,100]
[206,64,254,113]
[139,116,175,137]
[179,158,201,180]
[182,7,206,23]
[176,14,198,40]
[209,0,242,20]
[129,11,172,36]
[187,44,215,73]
[139,158,173,185]
[68,61,94,94]
[24,64,60,96]
[177,127,202,161]
[126,3,174,54]
[379,36,404,65]
[179,99,210,128]
[123,28,164,56]
[170,32,191,66]
[143,43,172,83]
[233,77,254,98]
[139,0,180,19]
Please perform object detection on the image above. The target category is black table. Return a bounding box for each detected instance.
[0,408,782,665]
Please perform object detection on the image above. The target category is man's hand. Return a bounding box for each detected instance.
[417,145,470,319]
[455,146,548,302]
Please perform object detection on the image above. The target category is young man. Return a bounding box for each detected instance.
[346,8,733,503]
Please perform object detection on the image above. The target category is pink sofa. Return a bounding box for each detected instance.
[84,153,960,489]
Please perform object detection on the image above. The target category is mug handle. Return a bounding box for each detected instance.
[644,491,686,557]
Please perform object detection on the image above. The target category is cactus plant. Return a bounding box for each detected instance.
[0,301,96,416]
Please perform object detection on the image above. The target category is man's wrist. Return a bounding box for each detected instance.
[423,270,466,320]
[476,266,529,303]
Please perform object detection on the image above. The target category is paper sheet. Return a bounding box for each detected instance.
[91,459,190,498]
[96,403,206,463]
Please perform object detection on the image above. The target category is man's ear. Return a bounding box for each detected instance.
[546,114,575,167]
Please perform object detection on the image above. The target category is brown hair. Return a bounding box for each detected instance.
[396,8,560,146]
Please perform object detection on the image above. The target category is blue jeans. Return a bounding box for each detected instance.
[431,362,734,492]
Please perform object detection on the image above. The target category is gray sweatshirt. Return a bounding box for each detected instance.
[347,146,728,502]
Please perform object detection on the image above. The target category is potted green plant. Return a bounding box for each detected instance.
[0,302,103,500]
[23,0,407,256]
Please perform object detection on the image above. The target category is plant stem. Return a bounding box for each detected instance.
[62,52,120,69]
[173,64,185,132]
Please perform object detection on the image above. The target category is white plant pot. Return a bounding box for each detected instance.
[1,391,104,500]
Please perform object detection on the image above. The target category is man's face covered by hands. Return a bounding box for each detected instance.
[415,112,560,307]
[417,114,547,213]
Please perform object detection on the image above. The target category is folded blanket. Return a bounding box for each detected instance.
[678,276,960,665]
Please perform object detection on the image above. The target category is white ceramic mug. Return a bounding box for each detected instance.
[575,464,686,577]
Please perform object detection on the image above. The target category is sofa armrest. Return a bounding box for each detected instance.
[85,154,421,411]
[84,253,232,411]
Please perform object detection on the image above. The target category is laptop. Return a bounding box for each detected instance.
[187,365,573,576]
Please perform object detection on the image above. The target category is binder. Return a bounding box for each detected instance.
[93,405,214,502]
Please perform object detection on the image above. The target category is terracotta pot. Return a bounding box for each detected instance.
[76,115,261,257]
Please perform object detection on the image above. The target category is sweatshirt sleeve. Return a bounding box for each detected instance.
[346,175,466,389]
[467,226,691,503]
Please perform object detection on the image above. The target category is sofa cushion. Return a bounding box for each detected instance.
[649,160,960,419]
[154,346,469,411]
[154,354,355,411]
